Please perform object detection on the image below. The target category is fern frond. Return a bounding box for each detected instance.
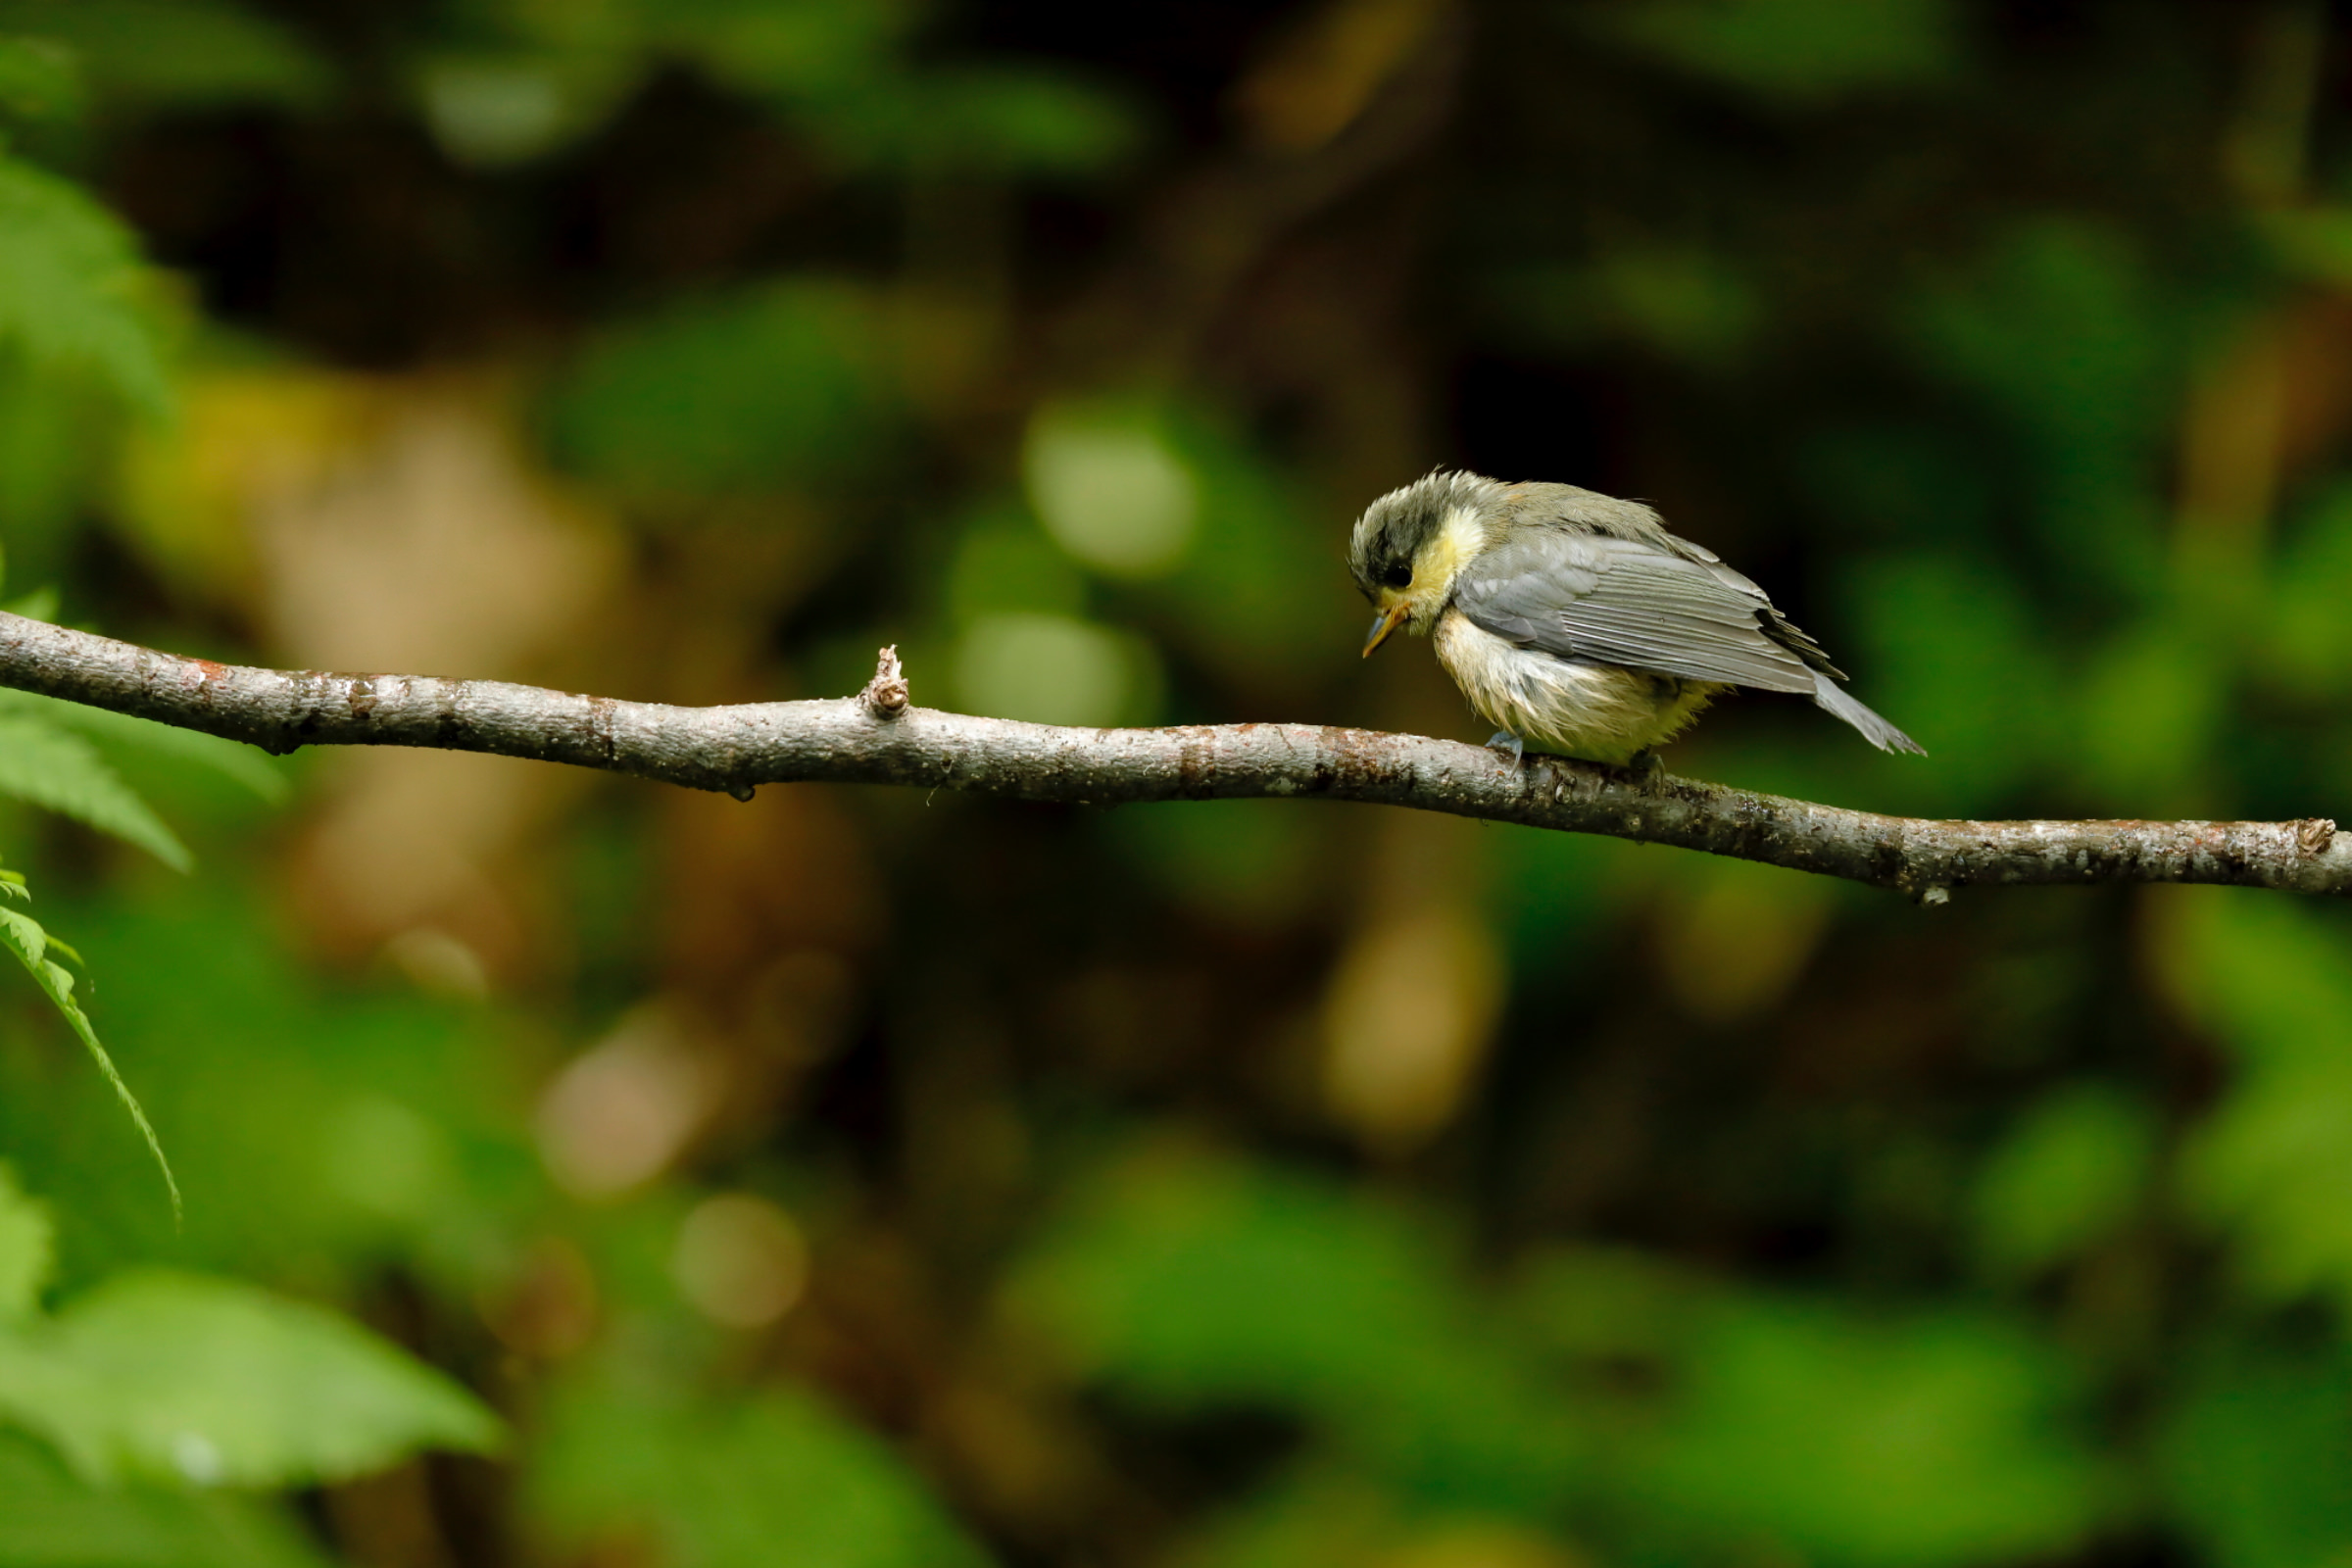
[0,712,191,869]
[0,687,283,804]
[0,896,177,1220]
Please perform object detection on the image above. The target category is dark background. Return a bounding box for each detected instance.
[4,3,2352,1567]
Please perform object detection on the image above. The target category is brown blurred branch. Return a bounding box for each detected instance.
[0,614,2341,900]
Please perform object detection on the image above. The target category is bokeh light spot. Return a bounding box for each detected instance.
[672,1194,809,1329]
[1024,404,1198,577]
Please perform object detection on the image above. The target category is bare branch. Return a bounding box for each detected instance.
[0,612,2340,899]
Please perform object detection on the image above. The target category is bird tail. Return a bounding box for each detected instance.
[1811,673,1925,755]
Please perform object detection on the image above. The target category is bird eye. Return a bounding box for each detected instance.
[1380,564,1412,589]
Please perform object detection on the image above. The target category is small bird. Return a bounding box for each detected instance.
[1349,470,1922,766]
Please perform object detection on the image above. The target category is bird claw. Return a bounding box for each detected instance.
[1486,730,1527,765]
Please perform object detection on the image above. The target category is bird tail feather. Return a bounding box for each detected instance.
[1811,675,1925,755]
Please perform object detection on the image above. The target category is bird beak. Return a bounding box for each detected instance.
[1361,602,1409,658]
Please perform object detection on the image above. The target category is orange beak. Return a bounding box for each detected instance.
[1361,602,1409,658]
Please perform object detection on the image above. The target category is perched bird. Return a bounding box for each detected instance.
[1349,470,1922,766]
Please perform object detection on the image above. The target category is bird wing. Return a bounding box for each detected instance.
[1450,531,1831,694]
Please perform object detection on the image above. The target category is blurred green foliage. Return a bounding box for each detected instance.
[0,0,325,111]
[0,2,2350,1568]
[0,1267,500,1487]
[0,1166,496,1541]
[1013,1148,1584,1511]
[1600,0,1964,105]
[0,1429,330,1568]
[532,1373,993,1568]
[1644,1298,2102,1566]
[547,280,895,498]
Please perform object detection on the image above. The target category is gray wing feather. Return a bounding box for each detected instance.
[1452,533,1819,693]
[1812,672,1926,755]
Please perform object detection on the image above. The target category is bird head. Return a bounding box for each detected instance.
[1348,469,1504,656]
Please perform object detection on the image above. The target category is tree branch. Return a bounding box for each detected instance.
[0,612,2339,899]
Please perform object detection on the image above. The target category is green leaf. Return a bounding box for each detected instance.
[2189,1061,2352,1307]
[0,688,284,804]
[2158,1342,2352,1568]
[1600,0,1962,106]
[0,357,107,567]
[1843,553,2051,809]
[1006,1149,1581,1506]
[1482,247,1764,368]
[1971,1083,2156,1280]
[1902,220,2171,591]
[1172,1464,1409,1568]
[1644,1298,2104,1567]
[2265,480,2352,698]
[0,893,176,1219]
[0,152,173,418]
[544,279,892,498]
[0,1269,502,1487]
[0,1160,52,1320]
[0,35,80,121]
[0,1428,330,1568]
[858,67,1140,176]
[2075,624,2224,811]
[0,879,521,1281]
[533,1375,991,1568]
[2165,896,2352,1311]
[932,68,1138,175]
[0,1,327,112]
[648,0,912,103]
[0,711,191,867]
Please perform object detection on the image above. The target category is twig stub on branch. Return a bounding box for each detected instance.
[860,646,909,719]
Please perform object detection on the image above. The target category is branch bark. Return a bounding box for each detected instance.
[0,612,2339,899]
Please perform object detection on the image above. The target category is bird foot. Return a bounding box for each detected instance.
[1625,749,1666,786]
[1486,730,1527,765]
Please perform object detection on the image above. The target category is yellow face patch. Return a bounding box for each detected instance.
[1390,505,1487,631]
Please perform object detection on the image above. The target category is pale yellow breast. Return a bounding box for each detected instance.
[1433,609,1720,764]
